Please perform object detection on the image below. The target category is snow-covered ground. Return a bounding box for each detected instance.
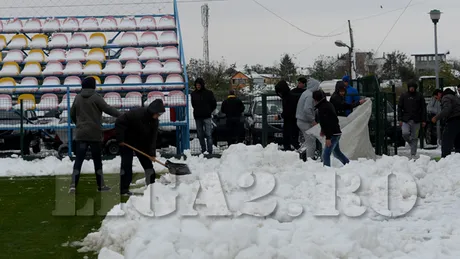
[46,143,458,259]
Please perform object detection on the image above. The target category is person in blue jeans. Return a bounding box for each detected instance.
[312,90,350,167]
[191,78,217,154]
[342,75,360,116]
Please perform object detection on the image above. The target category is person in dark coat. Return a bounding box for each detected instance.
[398,80,427,159]
[312,90,350,167]
[330,81,365,117]
[191,78,217,154]
[115,99,165,196]
[432,88,460,158]
[221,90,245,145]
[69,77,121,194]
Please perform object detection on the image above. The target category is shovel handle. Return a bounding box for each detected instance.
[122,143,167,167]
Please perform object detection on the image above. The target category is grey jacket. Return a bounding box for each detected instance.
[296,78,321,123]
[435,93,460,122]
[426,97,441,114]
[70,89,121,142]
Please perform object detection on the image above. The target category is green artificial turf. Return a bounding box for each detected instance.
[0,173,146,259]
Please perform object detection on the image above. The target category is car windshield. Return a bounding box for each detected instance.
[244,103,250,113]
[254,100,282,115]
[0,111,20,120]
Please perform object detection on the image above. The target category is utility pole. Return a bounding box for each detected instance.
[348,20,355,80]
[201,4,209,67]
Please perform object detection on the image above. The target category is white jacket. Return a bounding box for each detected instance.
[296,78,320,123]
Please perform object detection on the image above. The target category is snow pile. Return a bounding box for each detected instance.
[77,144,460,259]
[240,84,276,96]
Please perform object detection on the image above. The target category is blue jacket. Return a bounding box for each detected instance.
[345,85,359,116]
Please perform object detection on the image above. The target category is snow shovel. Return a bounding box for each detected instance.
[122,143,191,175]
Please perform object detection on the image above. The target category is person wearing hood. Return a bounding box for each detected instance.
[275,78,306,151]
[296,77,321,160]
[69,77,122,194]
[426,89,442,145]
[342,75,360,116]
[398,80,427,159]
[432,88,460,158]
[221,89,245,145]
[330,81,365,117]
[115,99,165,196]
[191,78,217,154]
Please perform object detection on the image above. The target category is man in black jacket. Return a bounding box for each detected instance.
[221,90,245,145]
[312,90,350,167]
[115,99,165,196]
[69,77,121,194]
[398,80,427,159]
[432,88,460,158]
[330,81,365,117]
[191,78,217,154]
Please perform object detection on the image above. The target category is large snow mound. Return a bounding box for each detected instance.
[77,144,460,259]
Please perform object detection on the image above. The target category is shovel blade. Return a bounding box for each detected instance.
[165,160,191,175]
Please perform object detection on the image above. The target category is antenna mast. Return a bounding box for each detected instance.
[201,4,210,67]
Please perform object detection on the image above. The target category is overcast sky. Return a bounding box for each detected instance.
[1,0,459,68]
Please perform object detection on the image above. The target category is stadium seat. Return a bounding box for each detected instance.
[42,61,64,76]
[83,60,102,75]
[47,49,66,62]
[87,48,106,62]
[48,34,68,48]
[159,31,177,45]
[139,31,158,46]
[165,74,184,90]
[0,20,3,32]
[62,17,80,31]
[81,17,99,31]
[123,60,143,75]
[163,60,182,74]
[119,16,137,30]
[64,76,82,92]
[67,48,86,61]
[102,60,123,74]
[0,62,21,76]
[144,91,165,106]
[36,93,59,110]
[0,94,12,111]
[3,18,23,33]
[42,77,62,92]
[104,92,122,108]
[118,47,139,61]
[103,75,123,91]
[8,35,28,49]
[23,18,42,32]
[122,91,142,108]
[139,47,159,60]
[119,32,138,46]
[25,49,46,62]
[30,34,48,49]
[138,16,157,30]
[160,46,179,60]
[21,62,42,76]
[92,76,102,85]
[157,16,176,30]
[167,91,186,106]
[18,77,39,93]
[0,77,16,94]
[123,75,143,90]
[88,33,107,47]
[43,18,61,32]
[144,74,163,90]
[14,94,35,110]
[3,50,25,62]
[63,61,83,75]
[58,93,77,109]
[100,16,118,31]
[0,35,6,50]
[143,60,163,74]
[68,33,88,48]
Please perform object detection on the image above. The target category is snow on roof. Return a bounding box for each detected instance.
[411,52,448,56]
[258,74,280,79]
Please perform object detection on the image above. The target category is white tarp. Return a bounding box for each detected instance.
[307,98,376,161]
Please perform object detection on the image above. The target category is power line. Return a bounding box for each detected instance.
[251,0,344,38]
[374,0,414,54]
[295,23,349,56]
[352,0,430,22]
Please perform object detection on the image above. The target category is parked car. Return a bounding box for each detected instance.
[246,96,284,145]
[0,110,41,155]
[211,100,252,145]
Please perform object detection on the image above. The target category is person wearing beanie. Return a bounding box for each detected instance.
[191,77,217,154]
[221,89,245,145]
[69,76,122,194]
[342,75,360,116]
[312,90,350,167]
[115,99,166,196]
[397,80,427,159]
[330,81,365,117]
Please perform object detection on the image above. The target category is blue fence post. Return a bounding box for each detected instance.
[66,85,72,157]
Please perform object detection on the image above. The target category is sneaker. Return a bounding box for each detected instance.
[121,191,133,196]
[97,186,111,192]
[68,185,76,194]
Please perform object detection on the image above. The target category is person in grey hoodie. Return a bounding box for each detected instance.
[69,77,122,194]
[296,78,321,160]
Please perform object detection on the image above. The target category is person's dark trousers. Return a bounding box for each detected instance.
[71,141,104,188]
[226,117,243,145]
[119,146,156,194]
[283,118,300,151]
[441,117,460,158]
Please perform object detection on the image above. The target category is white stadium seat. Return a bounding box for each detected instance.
[165,74,184,90]
[123,75,143,91]
[138,16,156,30]
[3,50,25,62]
[123,60,143,75]
[58,93,77,109]
[139,47,159,60]
[102,60,123,74]
[160,47,179,60]
[47,49,67,62]
[143,60,163,74]
[68,33,88,48]
[18,77,39,93]
[21,62,42,76]
[61,17,80,31]
[36,93,59,110]
[103,75,123,91]
[100,16,118,31]
[42,76,62,92]
[167,91,186,106]
[0,94,12,111]
[67,49,86,61]
[3,18,23,33]
[104,92,122,108]
[43,18,61,32]
[144,91,165,106]
[163,60,182,73]
[157,16,176,30]
[139,32,158,46]
[119,47,139,61]
[0,62,21,76]
[119,32,138,47]
[64,76,82,92]
[144,74,163,90]
[119,17,137,30]
[122,91,142,108]
[63,61,83,75]
[81,17,99,31]
[23,18,42,32]
[158,31,177,45]
[48,34,68,48]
